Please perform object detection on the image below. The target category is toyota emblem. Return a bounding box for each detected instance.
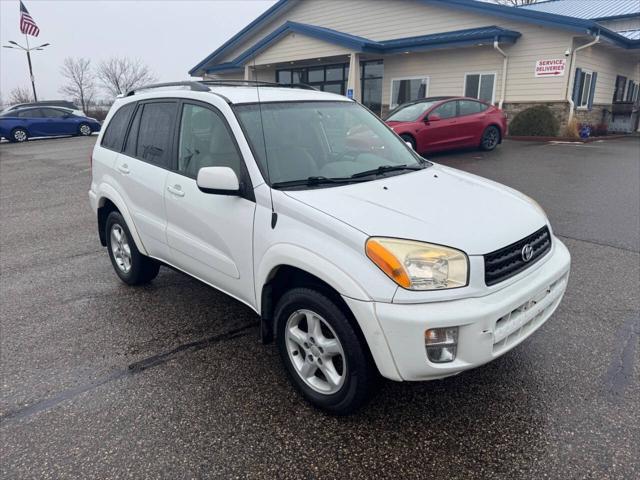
[521,244,534,262]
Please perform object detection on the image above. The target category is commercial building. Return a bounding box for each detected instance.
[190,0,640,131]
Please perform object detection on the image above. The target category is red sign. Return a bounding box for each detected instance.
[535,59,566,78]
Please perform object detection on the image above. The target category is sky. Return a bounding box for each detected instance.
[0,0,276,102]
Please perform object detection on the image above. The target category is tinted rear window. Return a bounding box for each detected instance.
[17,109,44,118]
[135,102,176,168]
[458,100,487,116]
[101,103,135,151]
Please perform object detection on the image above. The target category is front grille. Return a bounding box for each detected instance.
[484,226,551,286]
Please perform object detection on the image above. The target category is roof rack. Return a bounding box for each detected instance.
[201,79,318,91]
[123,81,210,97]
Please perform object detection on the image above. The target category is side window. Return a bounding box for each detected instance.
[41,108,67,118]
[458,100,485,116]
[431,101,457,119]
[101,103,134,151]
[17,109,44,118]
[135,102,177,168]
[177,103,242,178]
[124,105,142,156]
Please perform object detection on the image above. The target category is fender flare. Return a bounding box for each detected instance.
[256,243,371,311]
[96,183,148,256]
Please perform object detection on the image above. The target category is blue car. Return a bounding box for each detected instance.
[0,106,101,143]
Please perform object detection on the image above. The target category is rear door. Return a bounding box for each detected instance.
[456,100,489,146]
[17,108,47,136]
[164,100,256,305]
[418,100,459,151]
[114,100,177,260]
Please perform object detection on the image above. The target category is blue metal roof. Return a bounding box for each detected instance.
[520,0,640,21]
[203,22,521,74]
[190,0,640,76]
[618,29,640,40]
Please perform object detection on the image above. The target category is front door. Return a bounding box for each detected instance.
[164,101,256,306]
[418,100,460,151]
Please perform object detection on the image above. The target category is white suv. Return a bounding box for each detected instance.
[90,81,570,414]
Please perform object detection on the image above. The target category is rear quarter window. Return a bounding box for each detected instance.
[101,103,135,151]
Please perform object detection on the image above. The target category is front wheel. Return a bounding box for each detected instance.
[275,288,376,415]
[480,125,500,151]
[105,211,160,285]
[78,123,92,136]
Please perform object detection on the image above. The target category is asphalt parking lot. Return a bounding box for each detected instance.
[1,136,639,479]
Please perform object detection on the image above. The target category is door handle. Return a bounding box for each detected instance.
[117,164,130,174]
[167,184,185,197]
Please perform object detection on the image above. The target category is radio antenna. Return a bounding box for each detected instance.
[253,55,277,229]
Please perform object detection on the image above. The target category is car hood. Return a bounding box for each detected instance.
[283,164,548,255]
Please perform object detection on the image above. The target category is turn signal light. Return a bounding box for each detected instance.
[366,239,411,288]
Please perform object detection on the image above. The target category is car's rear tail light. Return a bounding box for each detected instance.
[425,327,458,363]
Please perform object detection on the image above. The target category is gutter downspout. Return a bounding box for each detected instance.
[566,33,600,123]
[493,39,508,110]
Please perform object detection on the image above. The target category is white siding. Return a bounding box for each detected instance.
[253,32,351,65]
[383,47,503,103]
[574,43,640,105]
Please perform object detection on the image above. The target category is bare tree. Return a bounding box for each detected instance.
[96,57,157,98]
[8,86,33,105]
[494,0,539,6]
[59,57,96,112]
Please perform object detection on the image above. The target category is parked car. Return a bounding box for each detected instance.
[386,96,507,154]
[90,81,570,414]
[0,107,101,142]
[2,100,84,117]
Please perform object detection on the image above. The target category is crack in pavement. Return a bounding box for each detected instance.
[602,315,639,403]
[0,322,257,426]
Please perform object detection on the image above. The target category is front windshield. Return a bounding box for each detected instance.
[386,101,439,122]
[234,101,424,186]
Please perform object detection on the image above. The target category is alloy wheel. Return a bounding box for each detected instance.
[13,129,27,142]
[483,127,499,149]
[80,124,92,136]
[110,223,132,273]
[285,309,346,394]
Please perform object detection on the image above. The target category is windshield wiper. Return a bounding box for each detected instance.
[350,164,425,179]
[271,176,360,189]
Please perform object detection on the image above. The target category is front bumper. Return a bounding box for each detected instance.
[347,238,570,381]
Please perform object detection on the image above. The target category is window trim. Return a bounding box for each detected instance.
[173,99,255,201]
[388,76,430,109]
[463,71,497,105]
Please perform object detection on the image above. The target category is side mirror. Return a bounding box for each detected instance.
[197,166,240,195]
[426,113,441,123]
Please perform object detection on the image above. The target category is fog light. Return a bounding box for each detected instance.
[425,327,458,363]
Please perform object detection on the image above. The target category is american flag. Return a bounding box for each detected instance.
[20,1,40,37]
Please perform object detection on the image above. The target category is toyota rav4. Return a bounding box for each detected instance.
[89,81,570,414]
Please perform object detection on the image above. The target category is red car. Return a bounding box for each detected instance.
[385,96,507,154]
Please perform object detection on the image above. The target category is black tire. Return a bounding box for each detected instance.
[105,211,159,285]
[275,287,376,415]
[400,134,416,151]
[480,125,500,151]
[10,128,28,143]
[78,123,92,136]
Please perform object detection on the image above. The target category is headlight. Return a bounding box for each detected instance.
[366,237,468,290]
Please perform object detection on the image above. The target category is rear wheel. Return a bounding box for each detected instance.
[10,128,28,143]
[480,125,500,151]
[79,123,92,136]
[105,211,159,285]
[275,288,376,415]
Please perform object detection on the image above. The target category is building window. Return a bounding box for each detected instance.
[613,75,627,102]
[390,77,429,109]
[464,73,495,104]
[276,64,348,94]
[576,70,598,108]
[627,81,639,102]
[361,60,383,115]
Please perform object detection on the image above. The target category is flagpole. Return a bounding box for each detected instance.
[24,34,37,101]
